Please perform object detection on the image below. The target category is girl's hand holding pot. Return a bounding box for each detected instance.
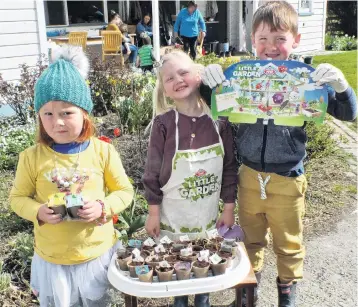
[78,200,103,222]
[37,204,63,225]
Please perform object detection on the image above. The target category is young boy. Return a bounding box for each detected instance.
[136,36,156,72]
[201,1,357,306]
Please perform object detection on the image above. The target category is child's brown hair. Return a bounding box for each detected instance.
[252,1,299,36]
[37,110,95,146]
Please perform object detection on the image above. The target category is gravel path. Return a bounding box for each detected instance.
[257,207,357,307]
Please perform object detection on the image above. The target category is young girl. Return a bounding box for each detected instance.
[142,50,237,307]
[9,46,134,307]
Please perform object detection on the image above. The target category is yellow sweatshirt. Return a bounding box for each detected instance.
[9,138,134,265]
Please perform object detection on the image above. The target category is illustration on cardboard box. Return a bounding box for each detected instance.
[211,60,329,126]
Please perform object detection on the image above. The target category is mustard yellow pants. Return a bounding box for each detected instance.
[238,165,307,283]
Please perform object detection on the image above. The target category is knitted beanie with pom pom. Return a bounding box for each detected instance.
[34,45,93,113]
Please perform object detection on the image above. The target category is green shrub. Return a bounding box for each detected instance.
[0,262,11,293]
[305,121,339,161]
[325,33,357,51]
[114,73,155,134]
[0,117,36,171]
[196,53,256,70]
[0,56,48,124]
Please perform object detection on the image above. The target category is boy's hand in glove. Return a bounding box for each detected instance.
[310,63,349,93]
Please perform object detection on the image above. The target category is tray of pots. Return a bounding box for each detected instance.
[108,234,251,298]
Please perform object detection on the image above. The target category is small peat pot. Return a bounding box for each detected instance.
[192,261,210,278]
[164,254,181,266]
[49,205,67,218]
[115,251,132,271]
[210,258,227,276]
[128,261,145,278]
[174,261,192,280]
[218,250,233,267]
[136,265,153,283]
[66,206,82,219]
[155,265,174,282]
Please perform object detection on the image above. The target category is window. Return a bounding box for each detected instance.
[298,0,314,16]
[67,1,104,24]
[44,0,105,26]
[44,1,67,26]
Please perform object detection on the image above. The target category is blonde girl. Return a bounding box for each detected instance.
[142,51,238,307]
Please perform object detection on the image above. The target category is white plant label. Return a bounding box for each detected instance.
[180,247,193,257]
[209,253,223,265]
[154,244,165,253]
[131,248,141,258]
[206,228,219,239]
[159,260,171,268]
[143,237,156,247]
[179,235,190,242]
[198,249,210,262]
[160,236,173,244]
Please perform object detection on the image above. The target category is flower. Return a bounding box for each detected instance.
[114,127,121,137]
[98,136,111,143]
[112,214,119,224]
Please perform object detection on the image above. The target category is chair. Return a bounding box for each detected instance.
[68,32,88,51]
[101,30,124,67]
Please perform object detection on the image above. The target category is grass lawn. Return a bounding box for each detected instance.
[313,50,357,93]
[313,50,357,131]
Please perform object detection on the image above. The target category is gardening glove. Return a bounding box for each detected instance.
[201,64,226,89]
[310,63,349,93]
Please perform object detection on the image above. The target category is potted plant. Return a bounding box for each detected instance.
[174,261,192,280]
[116,249,132,271]
[136,265,153,282]
[210,253,227,276]
[48,193,67,218]
[155,261,174,282]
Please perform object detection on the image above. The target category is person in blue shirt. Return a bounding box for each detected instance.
[136,13,153,44]
[174,1,206,60]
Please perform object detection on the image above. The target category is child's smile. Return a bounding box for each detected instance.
[161,58,200,101]
[252,22,300,61]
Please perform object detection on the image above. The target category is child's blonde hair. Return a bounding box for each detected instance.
[252,1,298,36]
[153,50,211,116]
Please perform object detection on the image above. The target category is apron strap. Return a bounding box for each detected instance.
[211,118,224,154]
[175,110,179,151]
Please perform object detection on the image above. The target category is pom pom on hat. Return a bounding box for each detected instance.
[34,45,93,113]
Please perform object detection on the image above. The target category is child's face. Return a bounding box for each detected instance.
[252,22,301,60]
[161,57,201,101]
[39,101,84,144]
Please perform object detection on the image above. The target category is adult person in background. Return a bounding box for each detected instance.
[136,13,153,45]
[106,11,138,70]
[173,1,206,60]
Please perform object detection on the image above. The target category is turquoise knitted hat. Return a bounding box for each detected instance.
[34,45,93,113]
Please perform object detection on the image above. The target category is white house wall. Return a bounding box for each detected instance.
[289,0,326,53]
[243,0,327,54]
[0,0,46,81]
